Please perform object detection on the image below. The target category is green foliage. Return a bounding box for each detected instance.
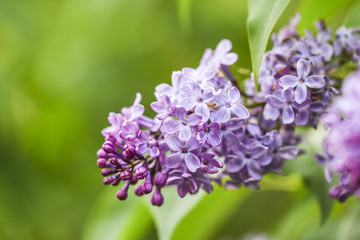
[247,0,292,90]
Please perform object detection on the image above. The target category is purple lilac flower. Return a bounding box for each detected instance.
[225,139,268,182]
[167,170,199,198]
[164,134,201,172]
[200,39,238,69]
[265,87,311,124]
[150,95,174,120]
[279,59,325,103]
[135,130,160,158]
[333,26,360,56]
[215,87,250,122]
[179,82,215,121]
[161,107,201,141]
[197,122,221,147]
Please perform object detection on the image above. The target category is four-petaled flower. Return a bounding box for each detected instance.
[279,59,325,104]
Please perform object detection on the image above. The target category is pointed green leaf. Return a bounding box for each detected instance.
[247,0,292,90]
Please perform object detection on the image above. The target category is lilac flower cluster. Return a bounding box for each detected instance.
[97,14,360,205]
[316,67,360,202]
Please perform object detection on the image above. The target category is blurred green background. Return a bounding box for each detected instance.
[0,0,359,239]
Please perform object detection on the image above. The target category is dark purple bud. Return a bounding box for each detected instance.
[117,180,130,200]
[151,187,164,206]
[103,141,115,153]
[131,175,138,185]
[103,174,118,185]
[120,170,131,180]
[123,145,135,160]
[97,149,108,158]
[141,174,153,194]
[101,169,116,176]
[141,181,153,194]
[135,166,148,179]
[111,178,121,186]
[97,158,107,168]
[134,185,144,196]
[117,189,128,200]
[106,135,116,143]
[154,172,168,188]
[109,158,122,168]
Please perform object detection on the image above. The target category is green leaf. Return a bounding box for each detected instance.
[82,187,153,240]
[298,0,356,32]
[247,0,292,90]
[144,187,204,240]
[344,1,360,28]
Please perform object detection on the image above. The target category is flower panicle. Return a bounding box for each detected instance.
[97,15,360,205]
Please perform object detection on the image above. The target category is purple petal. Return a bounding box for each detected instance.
[215,39,232,56]
[161,120,180,134]
[179,126,191,141]
[165,153,183,168]
[180,97,197,111]
[279,75,299,88]
[136,143,149,155]
[305,75,325,89]
[340,172,351,185]
[297,59,311,79]
[294,83,307,103]
[184,153,201,172]
[164,134,183,152]
[209,122,221,132]
[221,53,238,65]
[208,132,221,147]
[252,145,268,159]
[209,158,223,168]
[149,147,160,158]
[226,156,245,172]
[277,146,298,159]
[177,183,189,198]
[195,103,210,122]
[266,95,286,108]
[263,103,280,120]
[309,101,325,112]
[175,107,187,120]
[225,118,245,130]
[247,160,262,180]
[258,152,273,166]
[295,109,309,126]
[281,87,294,101]
[200,65,215,80]
[185,137,200,151]
[223,132,239,150]
[214,106,231,123]
[182,67,198,80]
[187,113,202,126]
[228,87,240,103]
[292,97,311,109]
[231,104,250,119]
[282,105,294,124]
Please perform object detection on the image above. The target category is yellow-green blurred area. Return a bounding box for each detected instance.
[0,0,359,239]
